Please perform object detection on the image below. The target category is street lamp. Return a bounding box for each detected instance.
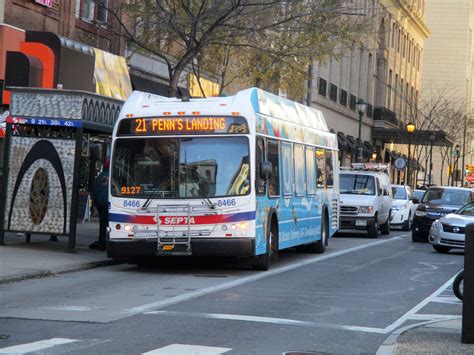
[455,144,461,186]
[356,99,367,163]
[371,151,377,162]
[406,122,416,187]
[428,133,435,186]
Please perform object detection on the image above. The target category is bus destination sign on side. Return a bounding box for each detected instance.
[118,116,249,135]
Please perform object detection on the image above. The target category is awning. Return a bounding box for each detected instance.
[362,141,373,157]
[372,127,455,147]
[346,135,357,152]
[337,132,347,151]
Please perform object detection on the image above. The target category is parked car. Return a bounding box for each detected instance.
[429,201,474,253]
[390,185,418,231]
[339,165,392,238]
[412,186,474,242]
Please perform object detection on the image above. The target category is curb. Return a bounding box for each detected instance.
[0,259,122,285]
[375,318,462,355]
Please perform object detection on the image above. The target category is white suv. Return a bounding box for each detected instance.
[339,165,393,237]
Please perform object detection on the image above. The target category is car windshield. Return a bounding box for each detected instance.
[421,189,471,206]
[456,202,474,216]
[391,186,407,200]
[413,190,425,201]
[112,137,250,198]
[340,174,375,195]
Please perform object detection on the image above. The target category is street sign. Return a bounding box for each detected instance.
[394,157,406,171]
[467,173,474,183]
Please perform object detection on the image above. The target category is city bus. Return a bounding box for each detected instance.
[108,88,339,270]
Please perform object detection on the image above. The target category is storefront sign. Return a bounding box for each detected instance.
[34,0,53,8]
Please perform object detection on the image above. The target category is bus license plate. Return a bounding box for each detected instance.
[162,245,174,251]
[355,220,367,227]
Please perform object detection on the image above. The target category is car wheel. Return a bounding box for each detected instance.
[367,216,378,238]
[380,215,390,235]
[402,213,412,231]
[433,245,451,253]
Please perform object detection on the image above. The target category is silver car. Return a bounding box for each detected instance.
[429,201,474,253]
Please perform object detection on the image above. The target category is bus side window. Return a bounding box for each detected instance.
[294,144,305,197]
[305,146,316,195]
[325,150,334,187]
[256,137,265,195]
[316,148,326,189]
[267,140,280,197]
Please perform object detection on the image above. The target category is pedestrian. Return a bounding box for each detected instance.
[89,159,110,251]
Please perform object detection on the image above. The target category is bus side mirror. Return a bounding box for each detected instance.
[260,161,273,180]
[412,197,419,204]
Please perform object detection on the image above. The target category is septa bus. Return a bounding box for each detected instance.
[108,88,339,270]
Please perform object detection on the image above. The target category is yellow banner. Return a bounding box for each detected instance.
[93,48,132,100]
[189,74,220,98]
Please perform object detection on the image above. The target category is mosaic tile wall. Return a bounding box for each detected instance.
[4,137,76,234]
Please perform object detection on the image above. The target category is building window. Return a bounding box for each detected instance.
[340,89,347,106]
[387,70,392,110]
[76,0,108,25]
[318,78,327,97]
[367,103,373,118]
[350,94,356,110]
[330,84,338,101]
[394,74,398,114]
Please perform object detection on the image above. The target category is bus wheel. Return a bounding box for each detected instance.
[252,224,276,271]
[309,212,327,253]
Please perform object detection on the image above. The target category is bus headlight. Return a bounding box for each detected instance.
[124,224,133,232]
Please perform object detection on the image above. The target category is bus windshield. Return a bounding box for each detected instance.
[112,137,250,198]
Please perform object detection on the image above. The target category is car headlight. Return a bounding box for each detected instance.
[415,210,427,217]
[432,220,443,231]
[359,206,374,214]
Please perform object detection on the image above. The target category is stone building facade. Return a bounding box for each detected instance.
[312,0,429,178]
[421,0,474,186]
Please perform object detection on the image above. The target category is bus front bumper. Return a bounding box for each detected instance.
[107,238,255,259]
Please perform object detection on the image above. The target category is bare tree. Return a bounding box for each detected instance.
[108,0,370,97]
[413,88,465,186]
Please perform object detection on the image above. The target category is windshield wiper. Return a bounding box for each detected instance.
[204,197,216,209]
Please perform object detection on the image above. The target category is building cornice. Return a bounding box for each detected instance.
[394,0,430,38]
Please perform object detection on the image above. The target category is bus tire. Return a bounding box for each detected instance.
[310,211,328,253]
[253,218,277,270]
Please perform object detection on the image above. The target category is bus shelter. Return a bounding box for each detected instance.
[0,87,123,252]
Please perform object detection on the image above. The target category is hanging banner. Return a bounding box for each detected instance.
[34,0,53,7]
[93,48,132,100]
[189,74,220,98]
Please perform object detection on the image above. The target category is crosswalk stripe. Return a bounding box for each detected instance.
[0,338,78,354]
[142,344,232,355]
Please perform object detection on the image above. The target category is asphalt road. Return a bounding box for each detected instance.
[0,230,464,354]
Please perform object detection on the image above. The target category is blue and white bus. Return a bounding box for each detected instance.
[108,88,339,270]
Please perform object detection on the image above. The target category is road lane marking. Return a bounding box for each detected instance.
[380,274,458,334]
[144,310,388,334]
[0,338,78,354]
[125,236,402,314]
[144,272,461,336]
[142,344,231,355]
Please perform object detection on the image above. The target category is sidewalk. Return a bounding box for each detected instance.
[377,318,474,354]
[0,222,118,284]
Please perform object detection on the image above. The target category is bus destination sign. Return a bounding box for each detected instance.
[118,116,249,135]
